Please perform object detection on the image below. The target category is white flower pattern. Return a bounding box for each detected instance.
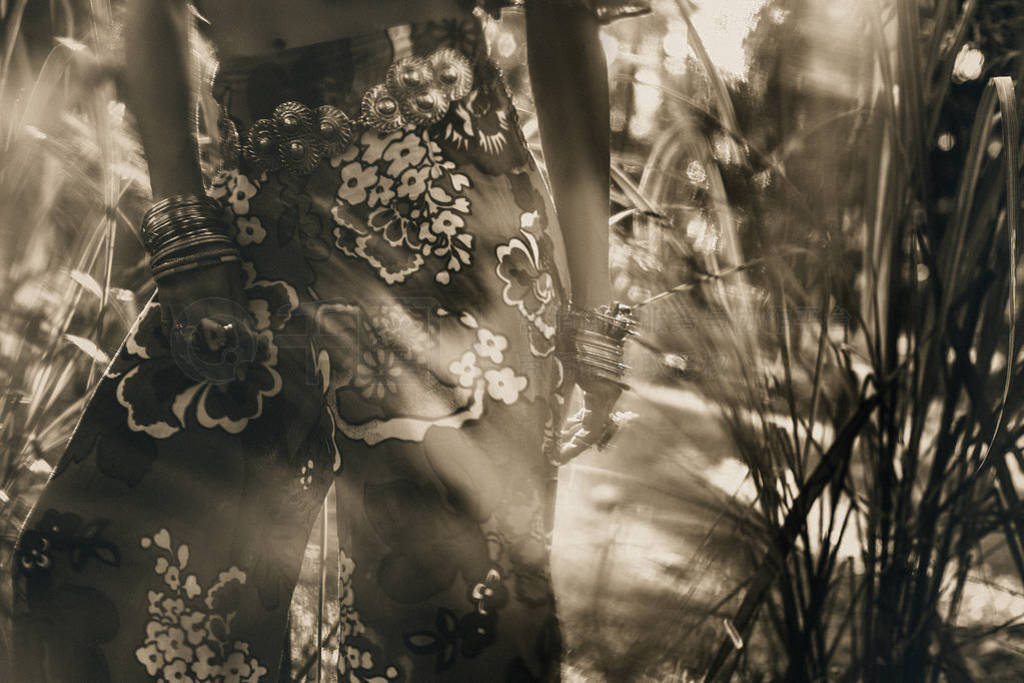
[235,216,265,246]
[354,348,403,399]
[337,161,380,206]
[431,209,464,237]
[366,175,396,208]
[473,329,507,364]
[336,549,402,681]
[438,319,533,409]
[134,528,268,682]
[382,132,427,176]
[331,126,474,285]
[484,367,528,405]
[448,351,482,388]
[210,169,261,216]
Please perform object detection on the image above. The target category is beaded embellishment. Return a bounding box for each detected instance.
[220,47,475,175]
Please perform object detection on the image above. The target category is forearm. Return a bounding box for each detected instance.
[123,0,204,199]
[526,3,612,309]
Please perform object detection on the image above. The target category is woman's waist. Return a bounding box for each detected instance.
[213,17,488,129]
[203,0,480,60]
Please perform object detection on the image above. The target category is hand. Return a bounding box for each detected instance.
[156,261,259,383]
[556,301,637,463]
[557,375,633,464]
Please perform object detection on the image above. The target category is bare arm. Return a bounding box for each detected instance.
[526,2,611,309]
[123,0,204,199]
[123,0,254,344]
[527,4,626,460]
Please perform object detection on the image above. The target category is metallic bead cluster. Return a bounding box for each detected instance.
[243,102,354,175]
[236,47,474,175]
[217,104,241,170]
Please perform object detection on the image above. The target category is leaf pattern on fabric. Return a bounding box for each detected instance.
[401,566,509,672]
[134,528,268,682]
[336,549,403,682]
[14,509,121,581]
[437,59,532,177]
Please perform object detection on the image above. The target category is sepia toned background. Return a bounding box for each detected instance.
[2,0,1024,679]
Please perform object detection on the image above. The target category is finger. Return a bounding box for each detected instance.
[558,424,598,463]
[565,383,629,458]
[595,412,622,450]
[577,393,617,439]
[580,408,609,443]
[557,405,599,463]
[198,317,231,352]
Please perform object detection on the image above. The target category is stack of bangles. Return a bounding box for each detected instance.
[565,302,637,389]
[141,194,239,283]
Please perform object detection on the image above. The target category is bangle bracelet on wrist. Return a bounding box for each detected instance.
[150,253,241,282]
[141,193,241,283]
[563,301,637,386]
[142,194,225,250]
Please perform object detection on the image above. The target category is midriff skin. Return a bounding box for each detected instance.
[194,0,476,58]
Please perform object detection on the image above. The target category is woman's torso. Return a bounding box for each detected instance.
[195,0,478,58]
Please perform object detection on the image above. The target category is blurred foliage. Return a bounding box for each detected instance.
[506,0,1024,680]
[0,0,148,577]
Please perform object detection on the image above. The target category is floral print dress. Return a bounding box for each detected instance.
[11,16,571,683]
